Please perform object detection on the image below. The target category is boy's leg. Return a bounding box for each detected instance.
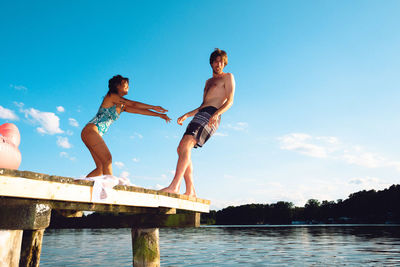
[161,135,196,194]
[183,160,196,197]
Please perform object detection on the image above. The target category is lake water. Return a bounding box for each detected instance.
[40,225,400,266]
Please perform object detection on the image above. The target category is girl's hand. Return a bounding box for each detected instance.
[160,114,171,123]
[177,114,187,125]
[153,106,168,113]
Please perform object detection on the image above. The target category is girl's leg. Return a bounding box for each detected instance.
[81,125,113,177]
[90,141,112,175]
[86,145,104,177]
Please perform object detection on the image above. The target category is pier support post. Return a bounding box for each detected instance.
[131,228,160,267]
[0,230,23,267]
[19,229,45,267]
[0,202,51,267]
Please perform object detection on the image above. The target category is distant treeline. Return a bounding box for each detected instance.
[49,185,400,228]
[201,185,400,225]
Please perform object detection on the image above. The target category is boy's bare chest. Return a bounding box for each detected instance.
[206,79,225,96]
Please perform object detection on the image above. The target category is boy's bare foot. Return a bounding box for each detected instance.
[184,191,196,198]
[184,186,196,198]
[159,187,179,194]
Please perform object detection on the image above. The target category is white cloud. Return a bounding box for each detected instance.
[68,118,79,127]
[17,104,63,135]
[10,84,27,91]
[115,161,125,169]
[237,177,392,208]
[161,174,167,179]
[130,132,143,139]
[59,151,76,161]
[349,177,379,186]
[132,158,140,162]
[341,152,385,168]
[346,176,391,192]
[210,198,258,210]
[0,106,18,120]
[66,130,74,136]
[14,102,24,108]
[56,106,65,113]
[278,133,400,171]
[164,135,179,139]
[225,122,248,131]
[146,184,165,190]
[120,171,130,179]
[154,184,164,190]
[214,132,228,137]
[57,136,71,149]
[278,133,332,158]
[118,171,135,186]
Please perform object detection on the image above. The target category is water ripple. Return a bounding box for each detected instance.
[40,225,400,266]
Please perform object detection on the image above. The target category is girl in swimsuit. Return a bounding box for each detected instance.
[81,75,171,177]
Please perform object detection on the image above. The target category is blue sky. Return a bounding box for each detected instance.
[1,1,400,209]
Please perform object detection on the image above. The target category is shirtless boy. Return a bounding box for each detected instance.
[161,48,236,197]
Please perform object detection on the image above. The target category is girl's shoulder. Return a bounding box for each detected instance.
[100,94,118,108]
[105,93,123,104]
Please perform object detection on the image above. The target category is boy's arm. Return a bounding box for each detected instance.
[177,80,209,125]
[208,73,235,126]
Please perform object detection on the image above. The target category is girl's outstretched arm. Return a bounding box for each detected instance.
[117,96,168,113]
[124,106,171,123]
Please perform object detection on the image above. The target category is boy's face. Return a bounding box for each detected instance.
[212,56,225,75]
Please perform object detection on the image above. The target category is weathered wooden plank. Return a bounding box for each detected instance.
[0,197,175,214]
[49,213,201,228]
[0,168,210,205]
[0,170,210,213]
[0,203,51,230]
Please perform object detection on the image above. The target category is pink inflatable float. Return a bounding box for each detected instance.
[0,123,21,170]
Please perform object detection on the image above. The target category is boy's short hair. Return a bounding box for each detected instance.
[210,48,228,66]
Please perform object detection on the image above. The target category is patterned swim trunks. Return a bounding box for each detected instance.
[184,106,220,148]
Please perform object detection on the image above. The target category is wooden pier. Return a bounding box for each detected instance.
[0,168,210,267]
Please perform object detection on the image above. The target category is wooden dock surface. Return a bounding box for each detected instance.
[0,168,210,213]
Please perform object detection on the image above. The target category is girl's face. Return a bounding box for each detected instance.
[117,81,129,96]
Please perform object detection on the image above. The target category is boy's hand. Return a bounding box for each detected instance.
[177,114,187,125]
[160,114,171,123]
[208,113,219,127]
[153,106,168,113]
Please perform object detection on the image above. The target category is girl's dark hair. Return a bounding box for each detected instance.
[107,75,129,95]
